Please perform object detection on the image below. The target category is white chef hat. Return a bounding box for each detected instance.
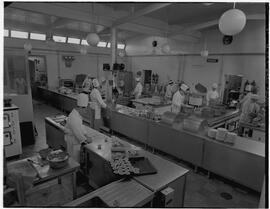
[135,77,141,82]
[77,93,89,107]
[212,83,218,89]
[92,78,100,88]
[169,80,173,85]
[100,76,106,83]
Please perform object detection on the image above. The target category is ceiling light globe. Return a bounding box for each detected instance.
[86,33,100,46]
[219,9,246,36]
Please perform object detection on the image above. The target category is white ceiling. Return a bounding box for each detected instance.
[4,2,266,43]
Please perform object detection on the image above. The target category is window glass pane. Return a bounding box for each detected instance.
[11,30,28,39]
[117,44,125,49]
[107,42,111,48]
[4,29,9,37]
[81,39,89,46]
[67,37,80,44]
[4,55,28,94]
[53,35,66,43]
[97,41,107,47]
[30,32,46,40]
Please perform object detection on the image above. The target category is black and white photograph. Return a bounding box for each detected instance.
[2,1,268,208]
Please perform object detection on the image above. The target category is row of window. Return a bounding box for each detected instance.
[4,29,126,49]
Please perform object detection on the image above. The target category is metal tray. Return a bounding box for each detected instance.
[129,157,157,176]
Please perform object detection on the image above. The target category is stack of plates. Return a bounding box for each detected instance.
[216,128,228,141]
[208,128,218,139]
[225,132,237,144]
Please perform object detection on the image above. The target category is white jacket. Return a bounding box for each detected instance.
[165,84,174,99]
[171,90,185,114]
[64,109,86,162]
[134,82,143,99]
[206,90,219,105]
[90,88,107,119]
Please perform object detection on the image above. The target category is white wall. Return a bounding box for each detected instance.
[5,38,128,88]
[126,20,266,100]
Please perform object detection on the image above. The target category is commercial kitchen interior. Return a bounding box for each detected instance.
[3,1,267,208]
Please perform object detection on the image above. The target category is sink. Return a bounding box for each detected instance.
[76,196,109,208]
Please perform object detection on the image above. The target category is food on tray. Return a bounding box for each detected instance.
[110,157,140,175]
[47,150,68,162]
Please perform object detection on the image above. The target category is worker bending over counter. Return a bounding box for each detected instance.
[64,93,92,162]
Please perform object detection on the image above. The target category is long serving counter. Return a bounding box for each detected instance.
[45,115,189,207]
[109,107,265,192]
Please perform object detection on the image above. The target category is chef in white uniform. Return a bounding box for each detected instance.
[171,84,186,114]
[133,77,143,99]
[206,83,219,105]
[165,80,174,100]
[82,74,92,92]
[90,79,107,130]
[64,93,92,162]
[100,76,107,100]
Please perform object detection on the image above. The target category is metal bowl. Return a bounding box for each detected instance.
[47,150,69,169]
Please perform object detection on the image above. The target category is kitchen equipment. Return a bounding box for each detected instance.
[160,111,177,125]
[38,148,52,160]
[4,98,12,107]
[195,83,207,94]
[189,94,203,107]
[4,105,22,158]
[59,79,74,88]
[47,150,69,169]
[182,116,207,133]
[216,128,228,141]
[225,132,237,144]
[129,157,157,176]
[208,128,218,138]
[223,74,242,105]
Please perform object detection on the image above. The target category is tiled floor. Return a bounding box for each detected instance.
[15,100,260,207]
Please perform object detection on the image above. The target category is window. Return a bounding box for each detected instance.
[10,30,28,39]
[81,39,89,46]
[67,37,80,44]
[107,42,111,48]
[97,41,107,47]
[53,35,66,43]
[117,44,125,49]
[4,29,9,37]
[30,32,46,41]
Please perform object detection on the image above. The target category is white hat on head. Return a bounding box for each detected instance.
[92,78,100,88]
[212,83,218,89]
[135,77,141,82]
[100,76,106,82]
[169,80,173,85]
[77,93,89,107]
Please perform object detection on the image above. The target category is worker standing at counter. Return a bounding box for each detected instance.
[64,93,92,162]
[82,74,92,93]
[206,83,219,106]
[165,80,174,100]
[171,83,186,114]
[133,77,143,99]
[90,79,107,131]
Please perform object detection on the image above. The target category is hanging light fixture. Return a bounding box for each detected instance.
[80,47,87,55]
[218,3,246,36]
[24,42,32,52]
[200,34,209,57]
[86,3,100,46]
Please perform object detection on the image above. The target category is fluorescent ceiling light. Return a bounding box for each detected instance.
[4,29,9,37]
[53,35,66,43]
[107,42,111,48]
[11,30,28,39]
[81,39,89,46]
[97,41,107,47]
[30,32,46,41]
[117,44,125,49]
[68,37,80,44]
